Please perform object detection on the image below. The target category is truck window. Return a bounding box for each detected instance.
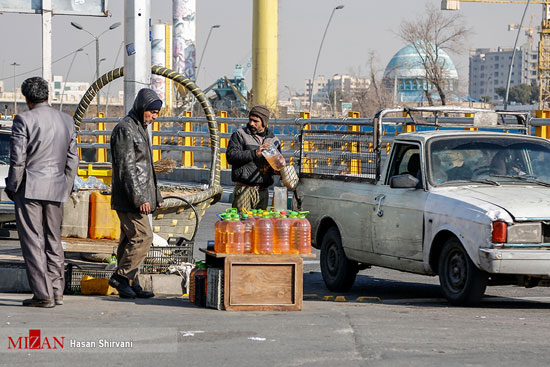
[386,143,421,184]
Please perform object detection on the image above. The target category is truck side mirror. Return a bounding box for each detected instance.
[389,174,419,189]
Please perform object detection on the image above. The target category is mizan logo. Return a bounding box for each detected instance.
[8,329,64,350]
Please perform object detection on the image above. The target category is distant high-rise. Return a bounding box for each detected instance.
[469,45,538,103]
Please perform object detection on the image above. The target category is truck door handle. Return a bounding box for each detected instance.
[375,194,385,217]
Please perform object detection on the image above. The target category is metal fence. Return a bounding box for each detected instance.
[75,112,550,170]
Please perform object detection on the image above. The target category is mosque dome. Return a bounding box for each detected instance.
[383,43,459,103]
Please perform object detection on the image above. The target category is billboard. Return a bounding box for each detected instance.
[0,0,107,16]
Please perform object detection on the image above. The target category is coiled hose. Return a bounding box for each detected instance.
[72,65,222,205]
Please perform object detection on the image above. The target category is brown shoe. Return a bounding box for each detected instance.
[22,298,55,308]
[54,297,63,306]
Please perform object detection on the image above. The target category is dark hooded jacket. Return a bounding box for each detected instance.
[226,125,281,188]
[110,88,163,212]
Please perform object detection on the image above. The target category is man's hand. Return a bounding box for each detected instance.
[256,143,270,157]
[139,202,152,215]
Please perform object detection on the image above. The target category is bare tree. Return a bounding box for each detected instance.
[349,52,393,117]
[397,3,471,105]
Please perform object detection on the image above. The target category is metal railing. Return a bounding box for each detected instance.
[74,111,550,169]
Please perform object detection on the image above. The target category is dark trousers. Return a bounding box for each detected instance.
[115,211,153,285]
[14,191,64,300]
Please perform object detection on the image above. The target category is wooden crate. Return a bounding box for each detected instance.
[224,255,303,311]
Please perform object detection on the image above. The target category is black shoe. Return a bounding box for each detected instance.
[131,284,155,298]
[22,298,55,308]
[54,297,63,306]
[108,274,136,299]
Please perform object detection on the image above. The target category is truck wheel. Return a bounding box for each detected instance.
[438,237,488,306]
[320,227,358,292]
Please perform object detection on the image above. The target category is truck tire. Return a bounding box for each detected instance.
[320,227,358,292]
[438,237,488,306]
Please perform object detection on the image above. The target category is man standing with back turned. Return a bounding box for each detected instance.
[109,88,163,299]
[6,77,79,308]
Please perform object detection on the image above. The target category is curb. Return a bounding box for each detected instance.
[0,265,185,296]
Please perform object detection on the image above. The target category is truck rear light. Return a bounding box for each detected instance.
[492,221,507,243]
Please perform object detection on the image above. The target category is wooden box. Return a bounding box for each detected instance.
[224,255,303,311]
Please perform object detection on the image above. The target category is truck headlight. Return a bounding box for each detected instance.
[507,222,542,243]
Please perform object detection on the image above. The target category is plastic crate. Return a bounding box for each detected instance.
[141,240,194,274]
[206,268,224,310]
[64,263,114,294]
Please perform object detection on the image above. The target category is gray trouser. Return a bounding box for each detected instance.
[115,211,153,285]
[232,185,269,213]
[14,191,64,300]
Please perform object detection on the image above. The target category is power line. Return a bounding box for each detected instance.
[0,40,95,82]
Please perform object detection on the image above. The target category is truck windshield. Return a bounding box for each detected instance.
[428,136,550,186]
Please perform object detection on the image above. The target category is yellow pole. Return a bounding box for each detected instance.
[182,111,194,167]
[535,109,550,138]
[300,111,312,173]
[347,111,360,175]
[96,113,106,163]
[152,121,161,161]
[218,111,229,169]
[252,0,278,110]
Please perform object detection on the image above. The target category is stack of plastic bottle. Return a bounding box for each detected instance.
[213,208,311,255]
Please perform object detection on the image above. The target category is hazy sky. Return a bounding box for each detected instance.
[0,0,540,100]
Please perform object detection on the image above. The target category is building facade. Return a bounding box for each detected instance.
[304,74,370,112]
[469,45,538,103]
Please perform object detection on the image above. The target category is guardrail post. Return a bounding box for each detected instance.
[347,111,361,175]
[402,111,415,133]
[464,113,478,131]
[300,111,312,173]
[535,110,550,138]
[181,111,194,167]
[218,111,229,169]
[152,120,161,162]
[96,113,107,163]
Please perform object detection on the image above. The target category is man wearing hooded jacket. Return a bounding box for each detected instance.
[108,88,163,299]
[227,105,281,212]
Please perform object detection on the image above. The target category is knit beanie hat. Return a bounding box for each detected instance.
[145,99,163,111]
[249,105,270,127]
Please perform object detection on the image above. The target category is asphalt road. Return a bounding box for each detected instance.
[1,201,550,365]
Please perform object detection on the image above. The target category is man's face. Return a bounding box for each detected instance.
[143,110,160,126]
[248,115,264,134]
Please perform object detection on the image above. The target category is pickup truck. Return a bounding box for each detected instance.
[294,106,550,305]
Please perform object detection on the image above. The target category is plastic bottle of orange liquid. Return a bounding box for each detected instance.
[254,214,274,254]
[274,212,291,254]
[214,214,227,253]
[288,212,299,254]
[226,214,245,254]
[241,213,255,254]
[291,211,312,254]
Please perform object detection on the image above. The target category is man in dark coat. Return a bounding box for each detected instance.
[6,77,79,308]
[226,105,281,212]
[109,88,163,299]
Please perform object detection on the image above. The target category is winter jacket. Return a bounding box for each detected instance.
[226,126,281,188]
[110,89,162,212]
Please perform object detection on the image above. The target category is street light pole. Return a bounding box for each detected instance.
[308,5,344,114]
[71,21,121,116]
[11,62,20,114]
[60,48,83,111]
[504,0,531,110]
[196,24,221,83]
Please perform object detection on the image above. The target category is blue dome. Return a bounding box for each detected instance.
[384,43,458,80]
[383,43,459,103]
